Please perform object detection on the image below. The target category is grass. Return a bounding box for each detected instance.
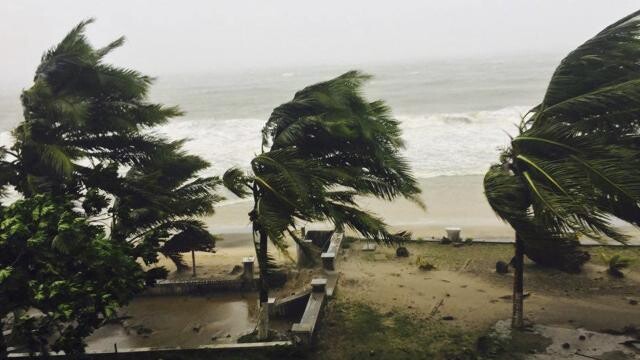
[311,300,479,360]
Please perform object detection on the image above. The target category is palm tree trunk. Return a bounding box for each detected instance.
[191,250,196,277]
[512,232,525,329]
[256,227,270,340]
[0,320,7,360]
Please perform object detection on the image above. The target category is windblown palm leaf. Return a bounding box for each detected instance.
[224,71,422,314]
[2,20,222,275]
[7,18,181,197]
[486,10,640,245]
[226,71,421,251]
[112,142,223,269]
[484,10,640,328]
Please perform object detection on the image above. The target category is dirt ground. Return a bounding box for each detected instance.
[117,238,640,359]
[155,235,640,334]
[335,241,640,332]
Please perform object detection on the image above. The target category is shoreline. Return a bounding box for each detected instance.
[206,174,514,239]
[207,174,640,244]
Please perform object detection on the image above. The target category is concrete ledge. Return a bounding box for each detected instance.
[320,232,344,270]
[324,272,339,297]
[142,257,256,296]
[8,341,294,358]
[321,252,336,271]
[143,278,246,296]
[311,278,327,292]
[291,291,326,344]
[274,290,311,317]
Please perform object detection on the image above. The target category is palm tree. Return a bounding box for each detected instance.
[111,141,223,273]
[484,10,640,329]
[224,71,422,339]
[0,19,222,275]
[5,19,180,197]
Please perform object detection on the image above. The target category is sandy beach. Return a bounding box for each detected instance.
[205,175,515,240]
[206,174,640,247]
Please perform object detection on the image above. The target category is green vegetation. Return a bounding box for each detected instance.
[313,301,477,360]
[415,255,436,270]
[0,20,221,355]
[223,71,422,338]
[0,196,144,356]
[484,10,640,328]
[0,19,221,272]
[340,236,358,249]
[601,253,635,278]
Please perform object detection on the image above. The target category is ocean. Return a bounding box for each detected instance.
[0,55,559,181]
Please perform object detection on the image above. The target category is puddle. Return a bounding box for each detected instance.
[87,293,260,351]
[528,324,639,359]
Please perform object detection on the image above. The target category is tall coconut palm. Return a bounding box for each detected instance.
[484,10,640,329]
[0,19,222,276]
[224,71,422,339]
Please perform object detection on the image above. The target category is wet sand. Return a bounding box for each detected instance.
[206,175,514,239]
[205,174,640,243]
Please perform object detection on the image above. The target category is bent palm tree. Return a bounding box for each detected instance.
[0,20,222,275]
[112,141,223,272]
[224,71,422,339]
[485,11,640,329]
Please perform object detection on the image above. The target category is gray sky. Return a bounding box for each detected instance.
[1,1,638,88]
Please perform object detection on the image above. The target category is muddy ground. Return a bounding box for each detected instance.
[309,241,640,359]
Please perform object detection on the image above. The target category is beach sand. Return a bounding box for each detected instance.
[204,173,640,245]
[205,175,515,240]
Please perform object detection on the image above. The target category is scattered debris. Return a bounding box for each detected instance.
[130,324,153,336]
[430,298,445,317]
[499,293,530,300]
[496,260,509,274]
[620,340,640,351]
[416,256,436,271]
[396,246,409,257]
[460,258,472,271]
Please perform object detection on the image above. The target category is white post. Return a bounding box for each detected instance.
[257,300,270,340]
[242,257,255,280]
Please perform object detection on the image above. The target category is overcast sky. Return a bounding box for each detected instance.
[1,1,638,88]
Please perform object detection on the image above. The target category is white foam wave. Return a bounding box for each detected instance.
[0,131,11,148]
[398,105,528,177]
[1,105,529,188]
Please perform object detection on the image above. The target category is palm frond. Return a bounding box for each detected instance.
[222,167,253,198]
[485,10,640,254]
